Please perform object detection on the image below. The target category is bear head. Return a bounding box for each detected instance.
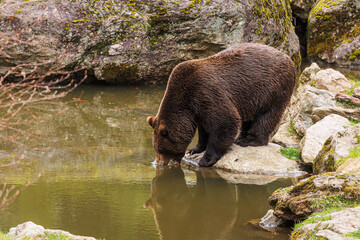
[147,116,189,165]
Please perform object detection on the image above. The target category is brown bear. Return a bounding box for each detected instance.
[147,43,295,167]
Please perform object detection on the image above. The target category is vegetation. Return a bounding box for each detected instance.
[337,145,360,167]
[280,146,301,161]
[311,195,360,213]
[345,229,360,239]
[344,75,360,95]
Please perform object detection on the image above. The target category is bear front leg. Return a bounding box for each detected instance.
[188,125,208,155]
[198,125,238,167]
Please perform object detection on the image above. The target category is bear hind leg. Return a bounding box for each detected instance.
[236,106,284,147]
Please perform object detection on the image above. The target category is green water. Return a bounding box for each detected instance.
[0,84,292,240]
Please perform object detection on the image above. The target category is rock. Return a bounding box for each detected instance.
[7,221,95,240]
[0,0,300,84]
[289,85,360,136]
[269,173,360,222]
[313,69,353,93]
[259,209,287,228]
[298,62,321,84]
[307,0,360,68]
[300,114,351,165]
[291,206,360,240]
[271,121,300,148]
[336,157,360,174]
[314,124,360,174]
[213,170,281,185]
[184,143,307,177]
[353,87,360,98]
[290,0,318,21]
[336,92,360,106]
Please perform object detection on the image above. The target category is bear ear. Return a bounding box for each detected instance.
[159,124,168,137]
[147,116,155,128]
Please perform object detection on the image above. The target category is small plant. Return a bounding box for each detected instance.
[311,195,360,213]
[349,118,360,126]
[337,145,360,167]
[280,146,301,161]
[345,229,360,239]
[344,75,360,96]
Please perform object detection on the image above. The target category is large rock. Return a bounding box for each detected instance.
[7,221,95,240]
[300,114,351,165]
[291,206,360,240]
[336,157,360,174]
[314,124,360,174]
[271,121,300,148]
[289,85,360,136]
[298,62,321,84]
[312,69,353,94]
[269,173,360,222]
[184,143,307,177]
[0,0,300,84]
[307,0,360,68]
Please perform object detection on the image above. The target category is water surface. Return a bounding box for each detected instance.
[0,84,292,239]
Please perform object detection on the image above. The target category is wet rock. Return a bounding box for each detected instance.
[307,0,360,68]
[298,62,321,85]
[271,121,300,148]
[0,0,300,84]
[290,0,318,21]
[336,92,360,106]
[336,157,360,174]
[353,87,360,99]
[7,221,96,240]
[184,143,307,177]
[291,206,360,240]
[313,69,353,94]
[269,173,360,222]
[289,85,360,136]
[259,209,286,228]
[314,124,360,174]
[300,114,351,165]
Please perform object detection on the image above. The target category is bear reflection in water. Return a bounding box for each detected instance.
[144,166,289,240]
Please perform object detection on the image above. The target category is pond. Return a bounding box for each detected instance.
[0,84,294,240]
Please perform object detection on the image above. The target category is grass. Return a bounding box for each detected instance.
[311,195,360,213]
[293,214,332,231]
[337,144,360,167]
[344,75,360,96]
[280,146,301,161]
[345,229,360,239]
[349,118,360,126]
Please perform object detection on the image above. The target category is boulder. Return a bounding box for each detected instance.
[307,0,360,68]
[289,85,360,136]
[291,206,360,240]
[353,87,360,98]
[336,92,360,106]
[312,69,353,93]
[7,221,96,240]
[0,0,300,84]
[298,62,321,84]
[300,114,351,165]
[259,209,287,228]
[271,121,300,148]
[314,124,360,174]
[269,173,360,222]
[184,143,307,177]
[336,157,360,174]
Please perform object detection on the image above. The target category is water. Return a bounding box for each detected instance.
[0,84,293,239]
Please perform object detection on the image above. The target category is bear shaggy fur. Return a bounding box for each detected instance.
[147,43,295,167]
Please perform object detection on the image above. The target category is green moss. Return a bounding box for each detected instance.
[345,229,360,239]
[280,147,301,161]
[349,50,360,61]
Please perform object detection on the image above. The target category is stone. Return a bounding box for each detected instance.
[298,62,321,84]
[7,221,96,240]
[353,87,360,99]
[313,69,353,94]
[307,0,360,68]
[271,121,300,148]
[269,173,360,222]
[289,85,360,136]
[314,124,360,174]
[291,206,360,240]
[336,92,360,106]
[0,0,301,84]
[300,114,351,165]
[336,157,360,174]
[259,209,286,228]
[184,143,307,177]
